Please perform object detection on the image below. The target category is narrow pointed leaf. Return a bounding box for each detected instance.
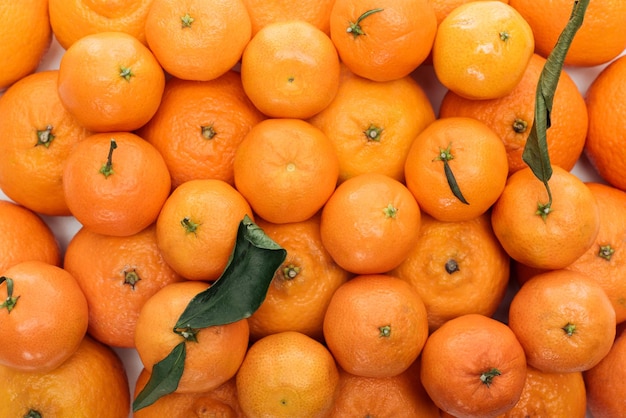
[443,160,469,204]
[132,341,186,412]
[522,0,589,182]
[175,214,287,330]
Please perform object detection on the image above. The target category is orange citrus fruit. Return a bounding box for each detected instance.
[0,335,130,417]
[136,71,265,189]
[390,212,510,332]
[308,66,436,183]
[497,366,587,418]
[236,331,340,418]
[584,54,626,191]
[241,20,341,119]
[508,269,616,373]
[0,260,88,373]
[491,165,600,270]
[48,0,154,49]
[242,0,335,36]
[144,0,251,81]
[248,215,351,342]
[0,70,93,216]
[233,118,339,224]
[329,0,437,81]
[432,1,535,100]
[323,274,429,378]
[420,313,527,417]
[62,131,172,237]
[155,179,253,281]
[584,326,626,418]
[404,116,509,222]
[320,173,421,274]
[439,53,588,175]
[57,31,165,132]
[0,200,61,272]
[510,0,626,67]
[0,0,51,90]
[133,371,244,418]
[329,359,440,417]
[134,280,250,394]
[63,224,185,348]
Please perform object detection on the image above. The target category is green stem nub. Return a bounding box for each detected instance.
[36,125,55,147]
[379,325,391,338]
[99,139,117,178]
[174,326,198,342]
[181,217,200,235]
[0,277,19,313]
[282,264,300,279]
[480,368,501,387]
[124,269,141,290]
[119,66,134,82]
[23,410,42,418]
[201,124,216,139]
[562,322,576,337]
[364,124,383,142]
[181,13,194,28]
[347,8,384,38]
[598,244,615,261]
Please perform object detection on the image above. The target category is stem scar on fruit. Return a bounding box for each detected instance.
[346,8,384,38]
[36,125,54,147]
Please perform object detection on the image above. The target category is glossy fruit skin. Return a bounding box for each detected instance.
[329,0,437,82]
[584,55,626,192]
[241,20,341,119]
[145,0,251,81]
[0,200,61,272]
[233,118,339,224]
[134,281,250,394]
[508,269,616,373]
[320,173,422,275]
[323,274,429,378]
[433,1,534,100]
[57,31,165,132]
[308,66,436,184]
[0,0,51,90]
[236,331,340,418]
[439,53,588,175]
[0,260,89,373]
[0,335,130,417]
[404,116,509,222]
[491,166,600,270]
[0,70,93,216]
[62,131,172,237]
[510,0,626,67]
[420,314,527,418]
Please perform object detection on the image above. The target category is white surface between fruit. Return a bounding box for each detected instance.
[1,36,622,417]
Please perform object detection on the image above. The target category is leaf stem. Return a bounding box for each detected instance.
[0,276,19,313]
[346,8,384,38]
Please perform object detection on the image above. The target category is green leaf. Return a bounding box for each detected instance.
[132,341,186,412]
[443,160,469,205]
[522,0,590,183]
[132,215,287,412]
[175,214,287,330]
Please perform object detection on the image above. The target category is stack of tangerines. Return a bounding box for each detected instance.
[1,0,626,417]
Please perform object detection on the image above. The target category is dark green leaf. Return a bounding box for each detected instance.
[522,0,589,182]
[132,341,186,412]
[443,160,469,205]
[175,214,287,330]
